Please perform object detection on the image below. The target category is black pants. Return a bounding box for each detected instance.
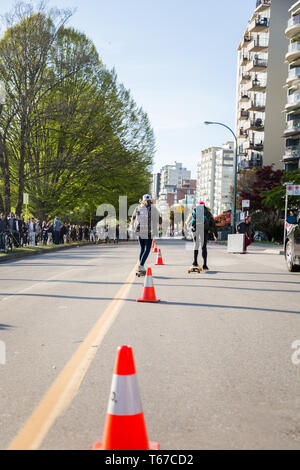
[138,237,152,266]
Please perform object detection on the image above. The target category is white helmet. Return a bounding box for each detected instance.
[143,194,152,201]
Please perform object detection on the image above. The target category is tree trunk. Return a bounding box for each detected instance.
[16,119,26,216]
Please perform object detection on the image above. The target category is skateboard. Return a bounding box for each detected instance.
[187,266,202,274]
[136,270,146,278]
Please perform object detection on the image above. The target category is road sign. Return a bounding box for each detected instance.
[286,184,300,196]
[294,185,300,196]
[23,193,29,205]
[242,200,250,208]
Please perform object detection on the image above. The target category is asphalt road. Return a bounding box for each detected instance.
[0,241,300,450]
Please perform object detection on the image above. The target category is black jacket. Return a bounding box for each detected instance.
[237,221,255,238]
[0,218,8,233]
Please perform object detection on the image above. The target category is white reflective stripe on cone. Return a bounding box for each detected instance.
[144,275,153,288]
[107,374,143,416]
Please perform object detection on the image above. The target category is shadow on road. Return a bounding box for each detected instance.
[0,324,13,330]
[0,292,299,316]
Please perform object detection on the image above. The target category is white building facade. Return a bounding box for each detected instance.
[159,162,191,196]
[235,0,294,171]
[283,0,300,171]
[214,143,234,216]
[197,143,234,216]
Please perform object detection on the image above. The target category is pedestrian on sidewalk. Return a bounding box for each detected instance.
[28,218,36,246]
[0,213,7,252]
[114,224,120,244]
[130,194,161,276]
[186,201,218,271]
[237,215,255,252]
[53,216,61,245]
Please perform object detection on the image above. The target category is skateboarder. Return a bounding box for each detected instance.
[186,202,218,271]
[130,194,161,276]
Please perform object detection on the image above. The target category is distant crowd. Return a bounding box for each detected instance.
[0,213,97,251]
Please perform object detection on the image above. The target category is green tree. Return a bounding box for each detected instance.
[0,2,154,220]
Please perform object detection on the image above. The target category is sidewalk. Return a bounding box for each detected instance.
[0,239,139,263]
[0,241,92,262]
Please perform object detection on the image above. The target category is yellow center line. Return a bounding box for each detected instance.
[8,264,137,450]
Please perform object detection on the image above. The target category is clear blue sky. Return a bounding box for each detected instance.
[0,0,255,177]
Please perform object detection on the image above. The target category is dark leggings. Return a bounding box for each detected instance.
[138,237,152,266]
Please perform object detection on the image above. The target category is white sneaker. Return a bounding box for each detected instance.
[138,265,146,273]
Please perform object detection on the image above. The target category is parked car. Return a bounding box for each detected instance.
[285,215,300,272]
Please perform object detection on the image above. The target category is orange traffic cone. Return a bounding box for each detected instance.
[93,345,159,450]
[153,243,158,253]
[152,240,155,249]
[155,249,164,266]
[137,268,160,303]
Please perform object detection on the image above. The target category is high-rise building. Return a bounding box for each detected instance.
[151,173,161,199]
[235,0,294,171]
[214,143,234,216]
[196,146,220,214]
[159,162,191,196]
[197,143,234,216]
[157,162,192,216]
[283,0,300,171]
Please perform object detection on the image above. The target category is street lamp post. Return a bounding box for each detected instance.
[204,121,238,233]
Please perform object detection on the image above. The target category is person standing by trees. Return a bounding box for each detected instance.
[28,218,36,247]
[0,213,7,252]
[53,217,61,245]
[130,194,161,276]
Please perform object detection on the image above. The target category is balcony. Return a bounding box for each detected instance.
[241,35,252,48]
[286,91,300,110]
[244,140,264,151]
[286,15,300,39]
[241,73,251,84]
[286,67,300,86]
[255,0,271,13]
[246,100,266,112]
[240,110,250,120]
[241,55,250,66]
[283,147,300,162]
[238,155,263,171]
[247,38,269,53]
[286,41,300,63]
[283,119,300,137]
[249,17,270,33]
[239,129,248,139]
[246,58,268,73]
[245,79,267,92]
[244,118,264,131]
[240,93,250,102]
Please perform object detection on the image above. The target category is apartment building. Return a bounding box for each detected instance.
[214,143,234,216]
[156,162,191,217]
[151,173,161,200]
[235,0,293,171]
[283,0,300,171]
[159,162,191,196]
[196,147,220,213]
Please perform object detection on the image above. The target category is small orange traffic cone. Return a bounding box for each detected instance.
[137,268,160,303]
[153,243,158,253]
[93,345,159,450]
[155,249,164,266]
[152,240,155,249]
